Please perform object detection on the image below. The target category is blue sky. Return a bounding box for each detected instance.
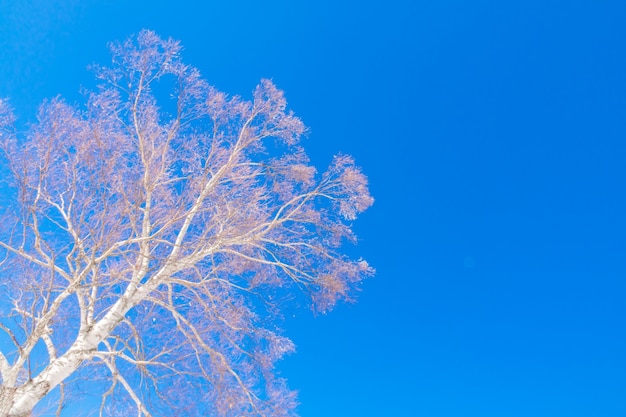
[1,1,625,416]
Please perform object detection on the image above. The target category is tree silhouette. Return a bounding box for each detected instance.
[0,30,373,416]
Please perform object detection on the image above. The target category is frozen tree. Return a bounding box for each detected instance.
[0,30,373,416]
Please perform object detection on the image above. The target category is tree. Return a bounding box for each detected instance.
[0,30,373,416]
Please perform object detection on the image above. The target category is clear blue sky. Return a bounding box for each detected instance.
[1,1,625,416]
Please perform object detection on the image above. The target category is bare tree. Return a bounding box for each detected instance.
[0,30,373,417]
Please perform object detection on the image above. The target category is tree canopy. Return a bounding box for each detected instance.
[0,30,373,416]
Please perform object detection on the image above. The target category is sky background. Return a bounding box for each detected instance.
[1,0,625,416]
